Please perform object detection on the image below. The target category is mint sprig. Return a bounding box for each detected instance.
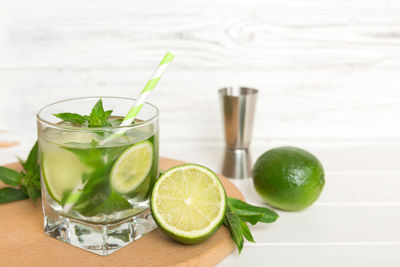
[224,197,278,253]
[0,141,40,204]
[54,99,113,127]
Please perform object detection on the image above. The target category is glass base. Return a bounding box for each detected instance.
[43,205,157,256]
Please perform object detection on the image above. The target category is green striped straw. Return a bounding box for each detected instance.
[120,51,174,126]
[100,52,174,145]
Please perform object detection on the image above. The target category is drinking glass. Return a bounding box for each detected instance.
[37,96,159,255]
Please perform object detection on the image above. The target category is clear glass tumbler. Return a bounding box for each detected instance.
[37,97,159,255]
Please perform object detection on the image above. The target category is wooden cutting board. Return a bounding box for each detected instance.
[0,157,244,267]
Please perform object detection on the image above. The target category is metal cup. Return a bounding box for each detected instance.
[218,86,258,179]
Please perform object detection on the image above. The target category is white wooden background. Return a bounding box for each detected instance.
[1,0,400,266]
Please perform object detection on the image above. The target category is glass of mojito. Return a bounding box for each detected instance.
[37,97,159,255]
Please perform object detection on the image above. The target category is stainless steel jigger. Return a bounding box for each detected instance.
[218,86,258,179]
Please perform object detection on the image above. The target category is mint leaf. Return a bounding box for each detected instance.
[104,110,113,120]
[16,156,26,169]
[227,197,278,224]
[0,188,28,204]
[64,146,104,169]
[18,141,41,202]
[72,161,114,216]
[54,113,88,125]
[24,141,38,172]
[224,210,244,254]
[0,167,23,186]
[26,185,41,201]
[87,99,112,127]
[240,220,254,243]
[88,191,132,216]
[235,212,264,225]
[21,169,41,201]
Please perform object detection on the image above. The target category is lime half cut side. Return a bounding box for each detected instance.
[151,164,226,244]
[111,140,153,194]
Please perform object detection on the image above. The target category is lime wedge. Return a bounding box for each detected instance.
[150,164,226,244]
[110,140,153,194]
[42,146,90,203]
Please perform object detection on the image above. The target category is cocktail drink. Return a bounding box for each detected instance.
[37,97,159,255]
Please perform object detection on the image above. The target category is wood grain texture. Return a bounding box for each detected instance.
[1,0,399,142]
[0,157,244,267]
[0,141,19,148]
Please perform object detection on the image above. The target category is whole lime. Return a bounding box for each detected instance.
[253,146,325,211]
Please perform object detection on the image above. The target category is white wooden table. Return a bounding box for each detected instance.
[220,148,400,266]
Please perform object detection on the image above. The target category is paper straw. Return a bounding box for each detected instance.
[99,52,174,145]
[121,52,174,126]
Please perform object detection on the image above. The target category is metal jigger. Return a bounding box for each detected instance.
[219,86,258,179]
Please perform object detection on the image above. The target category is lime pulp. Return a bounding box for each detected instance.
[150,164,226,244]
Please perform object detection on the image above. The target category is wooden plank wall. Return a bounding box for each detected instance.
[1,0,399,147]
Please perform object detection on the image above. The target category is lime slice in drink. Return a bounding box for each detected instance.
[110,140,153,194]
[42,147,90,203]
[150,164,226,244]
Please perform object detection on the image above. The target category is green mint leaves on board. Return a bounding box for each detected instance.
[0,141,40,204]
[53,99,113,128]
[224,197,279,253]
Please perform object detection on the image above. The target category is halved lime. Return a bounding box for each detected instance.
[110,140,153,194]
[42,146,90,203]
[150,164,226,244]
